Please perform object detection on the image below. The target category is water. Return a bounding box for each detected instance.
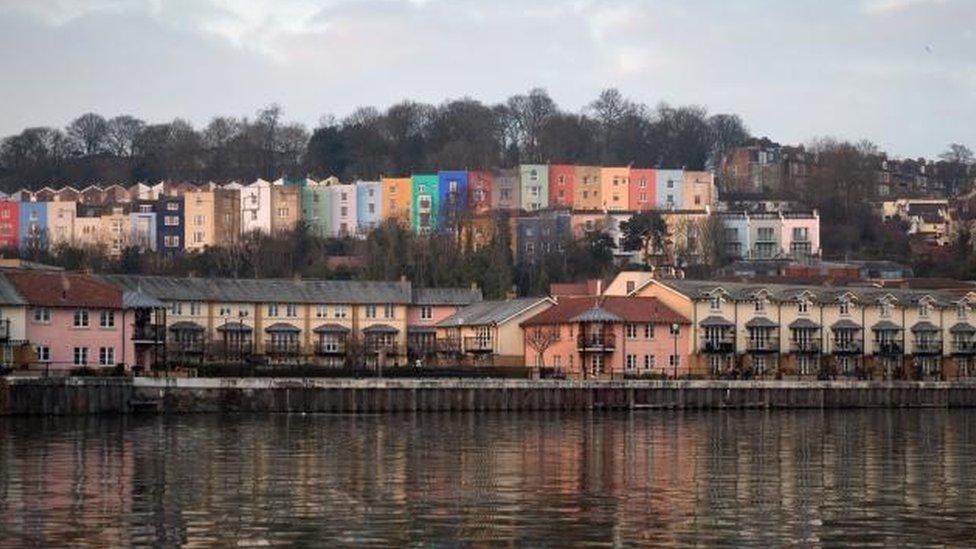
[1,410,975,547]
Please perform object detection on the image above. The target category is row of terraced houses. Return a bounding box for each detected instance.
[0,268,972,380]
[0,167,821,262]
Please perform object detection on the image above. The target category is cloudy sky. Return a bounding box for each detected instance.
[0,0,973,158]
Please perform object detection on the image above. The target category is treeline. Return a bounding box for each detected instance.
[0,88,749,190]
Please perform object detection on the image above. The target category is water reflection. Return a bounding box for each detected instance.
[0,410,974,546]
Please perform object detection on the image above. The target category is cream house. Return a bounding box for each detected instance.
[435,297,554,366]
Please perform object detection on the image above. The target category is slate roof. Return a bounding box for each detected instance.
[950,322,976,333]
[122,290,165,309]
[169,321,205,332]
[0,274,26,306]
[911,321,939,332]
[411,287,483,306]
[313,323,350,334]
[439,298,551,328]
[872,320,902,331]
[101,275,413,304]
[700,315,735,327]
[831,319,862,330]
[265,322,300,333]
[216,321,252,332]
[362,324,399,334]
[788,318,820,329]
[745,317,779,328]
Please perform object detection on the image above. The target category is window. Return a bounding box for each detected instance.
[170,302,183,315]
[316,305,327,318]
[919,303,929,317]
[164,215,180,226]
[267,303,278,317]
[710,297,721,311]
[166,202,179,211]
[99,310,115,328]
[219,306,232,316]
[99,347,115,366]
[190,302,201,316]
[421,306,432,320]
[193,232,204,243]
[754,299,765,313]
[840,301,850,316]
[286,304,297,317]
[164,236,180,247]
[625,324,637,339]
[340,206,348,217]
[73,309,89,328]
[880,302,892,318]
[194,215,204,226]
[384,304,395,318]
[35,346,50,362]
[33,308,50,323]
[366,305,377,319]
[625,354,637,370]
[669,354,679,368]
[797,300,808,314]
[626,281,636,294]
[73,347,88,366]
[644,355,655,370]
[958,304,969,320]
[644,324,654,339]
[277,208,289,218]
[798,355,813,376]
[334,306,347,319]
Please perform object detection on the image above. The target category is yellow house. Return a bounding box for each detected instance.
[46,200,76,248]
[682,171,714,210]
[382,177,412,226]
[600,167,630,211]
[184,189,216,251]
[574,166,602,211]
[435,297,554,366]
[73,216,101,249]
[98,207,130,256]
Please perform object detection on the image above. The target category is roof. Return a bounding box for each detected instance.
[313,323,350,334]
[788,318,820,329]
[362,324,399,334]
[521,296,688,327]
[216,321,252,333]
[4,271,122,308]
[265,322,300,333]
[745,317,779,328]
[440,297,551,328]
[411,287,483,306]
[831,319,862,330]
[655,278,957,307]
[872,320,902,331]
[100,275,412,305]
[950,322,976,333]
[911,321,939,332]
[700,315,734,327]
[0,274,26,306]
[122,290,165,309]
[169,321,205,332]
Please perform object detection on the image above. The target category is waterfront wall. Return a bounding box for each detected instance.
[5,377,976,415]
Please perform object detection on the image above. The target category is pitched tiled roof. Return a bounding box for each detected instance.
[521,296,688,326]
[411,287,483,306]
[4,271,121,308]
[438,298,551,328]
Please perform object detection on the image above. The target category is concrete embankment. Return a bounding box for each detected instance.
[4,377,976,415]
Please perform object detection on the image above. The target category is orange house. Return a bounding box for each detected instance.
[600,167,631,211]
[548,165,576,209]
[382,177,412,225]
[629,169,656,211]
[574,166,602,211]
[682,171,714,210]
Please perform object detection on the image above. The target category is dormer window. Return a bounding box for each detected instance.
[919,303,929,318]
[839,301,850,316]
[958,303,969,320]
[797,300,808,314]
[709,297,721,311]
[754,299,765,313]
[880,302,892,318]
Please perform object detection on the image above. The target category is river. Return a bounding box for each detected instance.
[0,410,973,546]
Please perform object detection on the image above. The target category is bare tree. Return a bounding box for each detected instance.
[525,325,561,370]
[106,115,145,157]
[66,113,109,156]
[940,143,975,165]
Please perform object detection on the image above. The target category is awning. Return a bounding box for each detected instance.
[700,316,734,328]
[216,321,252,333]
[264,322,300,334]
[831,319,861,330]
[169,321,204,332]
[745,317,778,328]
[872,320,902,332]
[313,323,351,334]
[911,321,939,333]
[950,322,976,334]
[789,318,820,330]
[363,324,399,334]
[407,326,437,334]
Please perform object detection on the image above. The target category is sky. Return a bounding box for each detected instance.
[0,0,973,159]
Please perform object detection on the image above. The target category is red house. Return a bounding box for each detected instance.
[548,164,576,209]
[468,171,493,215]
[629,168,656,211]
[0,201,19,249]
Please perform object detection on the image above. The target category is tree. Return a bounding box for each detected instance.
[66,113,109,157]
[940,143,975,165]
[620,211,668,266]
[106,115,145,157]
[525,326,561,371]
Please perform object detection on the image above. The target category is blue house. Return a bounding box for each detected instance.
[156,196,184,254]
[655,169,685,209]
[437,171,468,230]
[18,202,47,250]
[356,181,382,233]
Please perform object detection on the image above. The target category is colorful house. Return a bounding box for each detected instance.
[629,169,656,211]
[240,179,273,234]
[156,196,184,254]
[548,164,576,209]
[356,180,382,233]
[512,211,572,265]
[270,183,301,234]
[436,297,554,366]
[519,164,548,212]
[438,171,468,230]
[407,287,483,365]
[519,296,691,379]
[467,171,492,216]
[411,175,439,234]
[46,200,76,248]
[655,169,684,209]
[301,179,333,237]
[682,171,713,209]
[491,169,520,211]
[328,183,358,237]
[18,202,47,251]
[0,201,18,250]
[130,201,157,251]
[601,167,631,211]
[574,166,602,211]
[213,188,241,247]
[381,177,412,226]
[184,188,215,251]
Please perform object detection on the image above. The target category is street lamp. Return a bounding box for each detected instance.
[670,323,680,379]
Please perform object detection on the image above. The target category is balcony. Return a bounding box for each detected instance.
[790,339,822,354]
[831,339,863,355]
[577,333,616,352]
[167,341,205,355]
[436,338,462,354]
[874,341,903,356]
[364,339,398,355]
[207,341,254,357]
[701,338,735,354]
[463,336,493,353]
[913,339,942,355]
[746,337,780,353]
[264,341,301,357]
[315,342,346,356]
[132,324,166,343]
[951,340,976,355]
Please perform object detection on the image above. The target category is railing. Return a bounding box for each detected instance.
[207,341,254,356]
[951,340,976,355]
[831,339,863,354]
[874,341,903,355]
[746,337,780,352]
[316,342,347,356]
[407,342,437,357]
[436,339,462,354]
[577,333,615,351]
[701,339,735,353]
[364,340,398,354]
[264,342,301,356]
[166,341,205,355]
[132,324,166,342]
[912,339,942,355]
[463,336,493,353]
[790,339,821,353]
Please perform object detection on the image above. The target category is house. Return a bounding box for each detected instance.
[130,200,157,251]
[435,297,553,366]
[0,273,27,368]
[328,183,358,237]
[407,287,483,365]
[411,175,439,234]
[183,188,215,251]
[17,202,47,251]
[0,201,20,249]
[629,169,655,211]
[98,205,130,256]
[491,169,520,211]
[270,183,301,234]
[547,164,575,209]
[46,200,76,248]
[156,196,184,254]
[682,171,714,209]
[240,179,273,235]
[600,167,630,211]
[519,164,548,212]
[512,211,572,265]
[574,166,602,211]
[655,169,684,209]
[468,171,492,215]
[302,179,333,237]
[437,171,468,231]
[520,296,690,379]
[356,180,382,233]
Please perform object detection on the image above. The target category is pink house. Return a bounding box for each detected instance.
[629,168,656,211]
[407,287,482,365]
[6,271,142,372]
[520,296,690,379]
